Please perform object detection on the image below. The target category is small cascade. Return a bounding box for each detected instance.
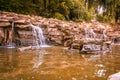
[6,21,15,48]
[83,27,110,52]
[84,27,96,41]
[84,27,107,41]
[84,27,97,45]
[30,24,47,48]
[100,30,107,40]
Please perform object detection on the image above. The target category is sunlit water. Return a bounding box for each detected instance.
[0,46,120,80]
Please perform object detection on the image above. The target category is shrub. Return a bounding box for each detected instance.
[96,14,113,23]
[53,12,65,20]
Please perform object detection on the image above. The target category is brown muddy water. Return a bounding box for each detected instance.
[0,46,120,80]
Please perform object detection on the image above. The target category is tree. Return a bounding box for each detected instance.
[0,0,119,23]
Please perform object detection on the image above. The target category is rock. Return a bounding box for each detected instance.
[0,28,5,45]
[0,19,9,22]
[68,40,84,50]
[0,11,119,48]
[108,72,120,80]
[64,40,73,47]
[0,21,11,27]
[14,20,26,24]
[63,36,73,41]
[48,35,63,45]
[104,41,111,45]
[112,37,120,44]
[49,30,62,36]
[18,46,32,51]
[18,31,34,46]
[15,24,32,30]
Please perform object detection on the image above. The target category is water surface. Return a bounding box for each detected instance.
[0,46,120,80]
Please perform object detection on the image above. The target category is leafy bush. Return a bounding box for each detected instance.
[96,14,113,23]
[0,0,119,23]
[53,12,65,20]
[83,11,94,21]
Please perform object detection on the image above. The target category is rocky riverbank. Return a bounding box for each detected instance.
[0,11,120,50]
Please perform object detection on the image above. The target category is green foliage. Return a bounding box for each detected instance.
[58,2,70,20]
[0,0,37,15]
[53,12,65,20]
[83,11,94,22]
[0,0,119,23]
[96,14,112,22]
[69,0,94,22]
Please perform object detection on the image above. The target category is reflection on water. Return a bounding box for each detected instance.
[33,49,47,69]
[0,46,120,80]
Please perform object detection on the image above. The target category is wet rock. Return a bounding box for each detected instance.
[18,30,33,39]
[18,46,32,51]
[0,28,4,45]
[64,40,73,47]
[18,31,33,45]
[112,37,120,44]
[68,40,84,50]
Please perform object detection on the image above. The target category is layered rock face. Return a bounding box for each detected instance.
[0,11,120,48]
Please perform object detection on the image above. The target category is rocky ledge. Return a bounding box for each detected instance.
[0,11,120,51]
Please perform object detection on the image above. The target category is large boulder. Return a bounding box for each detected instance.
[108,72,120,80]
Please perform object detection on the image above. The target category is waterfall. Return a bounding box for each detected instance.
[30,24,47,47]
[84,27,108,41]
[84,27,96,41]
[100,30,107,40]
[83,27,109,51]
[6,21,15,48]
[96,6,105,15]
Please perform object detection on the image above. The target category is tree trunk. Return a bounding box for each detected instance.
[43,0,46,9]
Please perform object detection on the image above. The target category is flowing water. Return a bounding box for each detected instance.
[6,21,15,48]
[31,24,47,47]
[83,27,108,51]
[0,45,120,80]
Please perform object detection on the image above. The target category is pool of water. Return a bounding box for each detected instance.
[0,46,120,80]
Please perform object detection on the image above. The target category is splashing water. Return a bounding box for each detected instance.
[84,27,107,41]
[30,24,47,48]
[83,27,109,52]
[100,30,107,40]
[84,28,96,41]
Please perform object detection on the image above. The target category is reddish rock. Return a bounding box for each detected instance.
[0,21,11,27]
